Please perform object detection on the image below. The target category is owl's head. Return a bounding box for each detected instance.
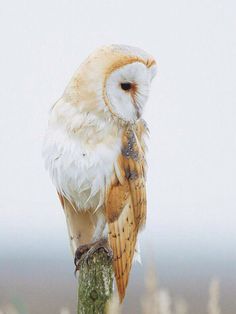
[65,45,157,124]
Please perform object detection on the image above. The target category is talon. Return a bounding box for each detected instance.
[75,244,91,262]
[73,239,113,273]
[74,243,92,273]
[97,245,113,261]
[85,238,113,262]
[106,247,113,261]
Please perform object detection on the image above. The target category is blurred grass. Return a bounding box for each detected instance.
[0,266,221,314]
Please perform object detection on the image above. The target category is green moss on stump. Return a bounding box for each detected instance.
[77,250,114,314]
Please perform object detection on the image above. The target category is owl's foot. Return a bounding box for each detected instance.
[84,238,113,262]
[74,238,113,272]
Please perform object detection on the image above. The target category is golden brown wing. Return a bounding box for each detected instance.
[105,120,148,302]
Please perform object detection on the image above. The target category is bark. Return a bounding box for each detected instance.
[77,250,114,314]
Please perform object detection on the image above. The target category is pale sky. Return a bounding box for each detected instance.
[0,0,235,256]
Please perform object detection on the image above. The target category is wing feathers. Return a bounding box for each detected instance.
[106,120,148,302]
[108,202,137,301]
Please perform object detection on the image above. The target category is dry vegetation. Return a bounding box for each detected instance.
[0,268,221,314]
[108,267,221,314]
[140,267,221,314]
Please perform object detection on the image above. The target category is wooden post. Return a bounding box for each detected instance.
[77,249,114,314]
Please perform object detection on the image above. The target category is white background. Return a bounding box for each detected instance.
[0,0,235,258]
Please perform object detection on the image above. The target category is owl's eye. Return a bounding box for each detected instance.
[120,82,132,91]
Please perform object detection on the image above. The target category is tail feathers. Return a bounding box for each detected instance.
[108,203,138,303]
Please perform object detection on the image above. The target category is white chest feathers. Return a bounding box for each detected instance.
[43,122,122,211]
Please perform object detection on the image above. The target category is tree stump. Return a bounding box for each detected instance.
[77,249,114,314]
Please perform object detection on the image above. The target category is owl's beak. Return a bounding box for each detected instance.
[130,83,142,118]
[132,99,142,119]
[136,107,141,119]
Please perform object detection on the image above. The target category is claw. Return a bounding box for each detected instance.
[74,243,91,273]
[86,242,113,263]
[74,238,113,273]
[99,245,113,261]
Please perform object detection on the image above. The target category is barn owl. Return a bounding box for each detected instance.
[43,45,157,301]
